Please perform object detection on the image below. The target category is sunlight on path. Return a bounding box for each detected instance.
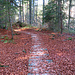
[25,32,56,75]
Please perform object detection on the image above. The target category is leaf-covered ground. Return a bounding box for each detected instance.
[0,29,32,75]
[0,28,75,75]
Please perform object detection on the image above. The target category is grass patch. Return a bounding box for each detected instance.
[68,37,72,40]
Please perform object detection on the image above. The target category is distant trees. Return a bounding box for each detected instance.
[0,0,18,39]
[43,0,66,33]
[0,0,18,28]
[44,0,59,31]
[0,0,75,34]
[43,0,75,33]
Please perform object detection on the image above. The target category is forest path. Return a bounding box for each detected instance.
[27,32,55,75]
[16,30,57,75]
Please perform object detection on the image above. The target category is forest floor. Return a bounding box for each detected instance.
[0,28,75,75]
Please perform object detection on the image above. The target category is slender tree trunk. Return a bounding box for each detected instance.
[58,0,61,31]
[36,6,38,26]
[27,1,29,23]
[68,0,72,32]
[43,0,45,24]
[22,0,24,22]
[59,0,63,34]
[63,0,64,4]
[60,2,63,34]
[5,0,8,29]
[24,2,26,22]
[10,16,13,39]
[33,0,35,24]
[8,0,13,39]
[19,0,21,22]
[8,2,10,23]
[58,0,63,34]
[29,0,32,24]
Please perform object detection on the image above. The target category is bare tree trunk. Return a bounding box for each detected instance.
[58,0,63,34]
[8,4,10,23]
[60,2,63,34]
[29,0,32,24]
[26,1,29,24]
[22,0,24,22]
[10,16,13,39]
[19,0,21,22]
[68,0,72,32]
[33,0,35,24]
[58,0,61,31]
[5,0,8,29]
[43,0,45,24]
[8,0,13,39]
[36,6,38,26]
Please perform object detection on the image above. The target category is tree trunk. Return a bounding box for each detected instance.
[60,2,63,34]
[9,0,13,39]
[58,0,63,34]
[33,0,35,24]
[43,0,45,24]
[19,0,21,22]
[29,0,32,24]
[10,16,13,39]
[68,0,72,32]
[36,6,38,26]
[22,0,24,22]
[5,0,8,29]
[58,0,61,31]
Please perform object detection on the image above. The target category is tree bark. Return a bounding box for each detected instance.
[19,0,21,22]
[58,0,61,31]
[43,0,45,24]
[68,0,72,32]
[33,0,35,24]
[29,0,32,24]
[22,0,24,22]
